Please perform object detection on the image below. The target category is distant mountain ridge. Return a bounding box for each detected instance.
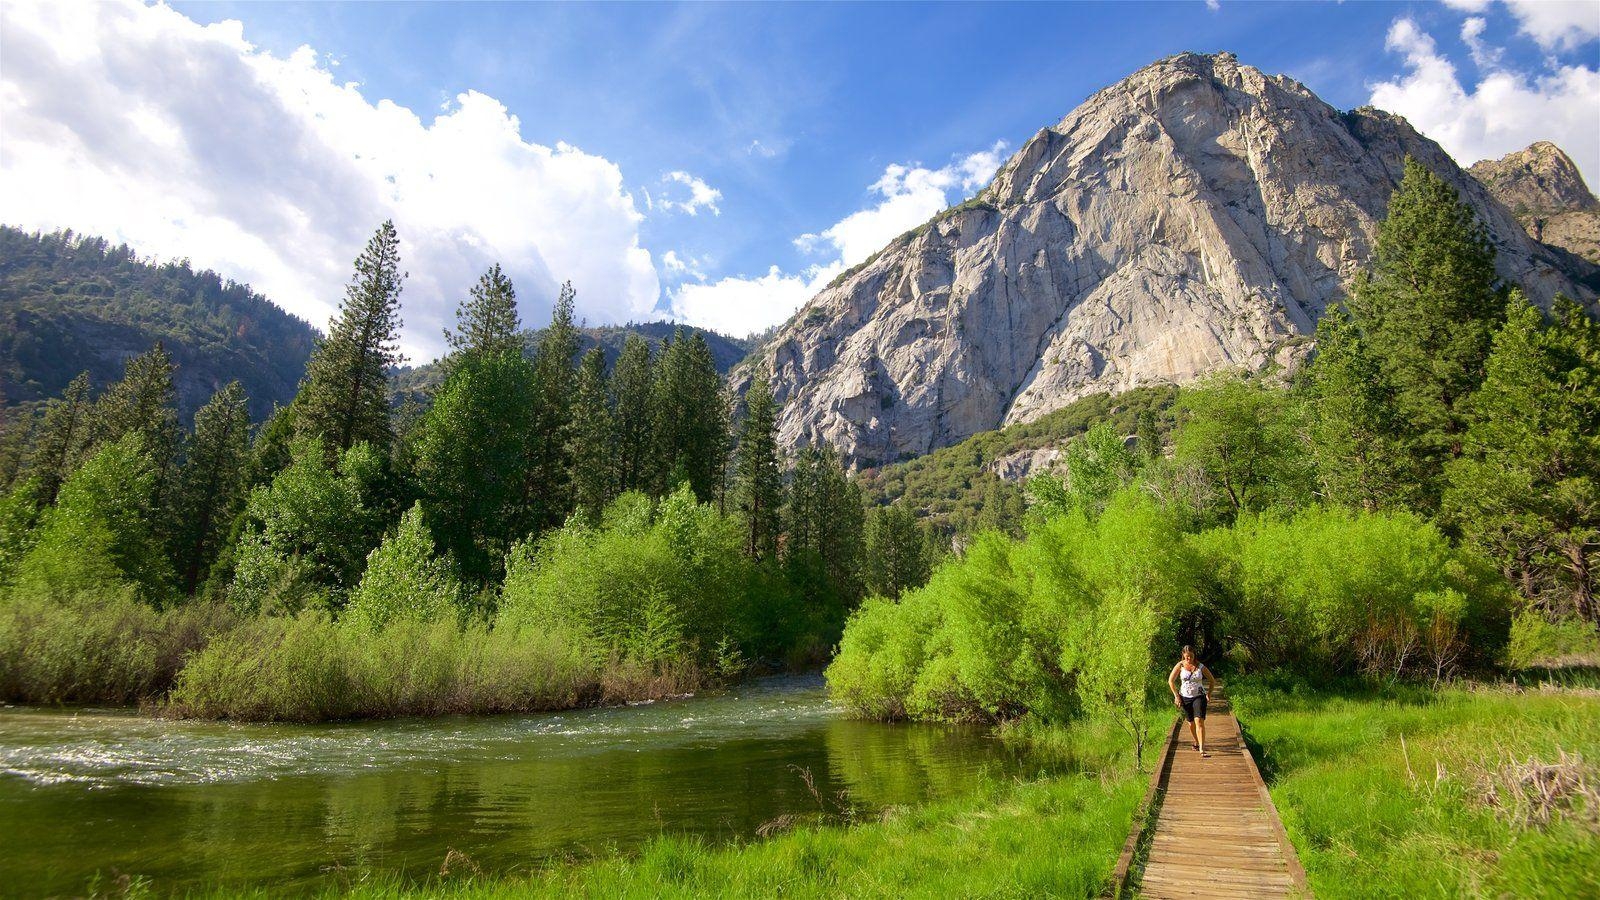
[0,226,318,423]
[734,51,1597,469]
[0,226,756,424]
[390,321,756,403]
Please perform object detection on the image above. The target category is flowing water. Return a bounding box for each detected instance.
[0,675,1047,896]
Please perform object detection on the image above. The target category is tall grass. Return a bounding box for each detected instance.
[167,613,701,722]
[0,588,237,705]
[1231,676,1600,899]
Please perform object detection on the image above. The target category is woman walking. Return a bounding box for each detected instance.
[1168,645,1216,757]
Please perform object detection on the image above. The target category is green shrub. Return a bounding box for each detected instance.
[168,613,603,721]
[828,489,1201,723]
[342,503,464,631]
[0,587,236,704]
[1506,611,1600,670]
[1187,505,1511,677]
[498,487,801,668]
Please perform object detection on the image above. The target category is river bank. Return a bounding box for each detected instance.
[173,676,1599,900]
[0,675,1080,897]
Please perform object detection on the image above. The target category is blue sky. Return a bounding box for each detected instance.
[2,1,1597,356]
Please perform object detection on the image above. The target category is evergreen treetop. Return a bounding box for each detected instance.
[445,263,522,360]
[296,221,406,455]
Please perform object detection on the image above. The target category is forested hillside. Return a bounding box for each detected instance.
[858,385,1179,538]
[0,227,318,423]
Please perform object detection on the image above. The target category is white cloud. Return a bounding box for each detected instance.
[1501,0,1600,52]
[0,0,660,360]
[660,249,708,282]
[1461,16,1504,68]
[1205,0,1221,12]
[653,170,722,216]
[797,142,1007,266]
[669,262,843,337]
[1440,1,1600,53]
[746,139,783,158]
[672,142,1006,336]
[1370,16,1600,188]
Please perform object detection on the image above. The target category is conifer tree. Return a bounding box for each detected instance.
[652,330,727,502]
[610,335,657,494]
[568,347,615,524]
[243,401,298,490]
[296,221,406,455]
[92,343,181,497]
[523,282,580,530]
[734,373,783,560]
[172,382,251,595]
[445,264,522,360]
[785,444,864,605]
[863,502,930,598]
[1444,295,1599,622]
[1348,158,1503,499]
[1301,306,1411,511]
[414,353,537,583]
[23,371,94,503]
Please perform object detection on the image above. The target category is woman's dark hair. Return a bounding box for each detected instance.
[1181,644,1195,660]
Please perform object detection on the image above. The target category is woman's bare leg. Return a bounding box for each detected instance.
[1196,717,1207,754]
[1188,719,1199,749]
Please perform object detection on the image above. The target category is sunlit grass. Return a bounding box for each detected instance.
[1232,676,1600,900]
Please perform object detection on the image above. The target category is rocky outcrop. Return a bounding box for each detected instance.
[739,52,1596,468]
[1469,141,1600,265]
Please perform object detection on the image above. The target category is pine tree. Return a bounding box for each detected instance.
[785,444,864,606]
[1444,295,1599,623]
[172,382,251,595]
[1301,306,1411,511]
[296,221,406,455]
[652,330,728,502]
[611,335,657,494]
[1348,158,1503,501]
[524,282,580,531]
[734,373,783,560]
[568,347,616,524]
[863,502,930,597]
[414,352,538,583]
[23,371,94,503]
[243,401,298,491]
[445,264,522,359]
[92,343,181,497]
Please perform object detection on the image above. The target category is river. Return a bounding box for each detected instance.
[0,674,1047,895]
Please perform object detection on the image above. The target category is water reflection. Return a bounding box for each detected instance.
[0,676,1046,895]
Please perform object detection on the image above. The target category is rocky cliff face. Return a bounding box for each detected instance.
[1469,141,1600,265]
[739,52,1596,468]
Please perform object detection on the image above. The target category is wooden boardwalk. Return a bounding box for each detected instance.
[1113,690,1310,899]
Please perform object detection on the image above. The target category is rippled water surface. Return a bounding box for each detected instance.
[0,675,1045,895]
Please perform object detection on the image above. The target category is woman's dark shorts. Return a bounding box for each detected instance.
[1180,693,1208,722]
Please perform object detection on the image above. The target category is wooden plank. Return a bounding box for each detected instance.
[1109,714,1181,898]
[1119,683,1313,900]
